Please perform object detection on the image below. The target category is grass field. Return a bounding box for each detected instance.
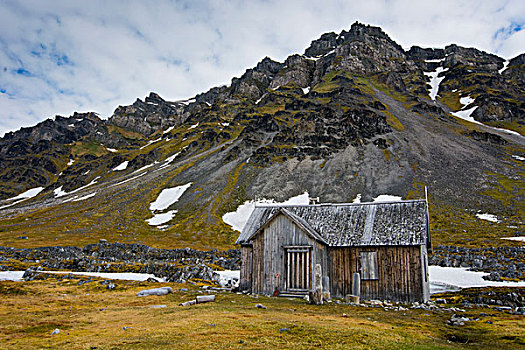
[1,278,523,349]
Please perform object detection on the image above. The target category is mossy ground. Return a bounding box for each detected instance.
[0,278,523,349]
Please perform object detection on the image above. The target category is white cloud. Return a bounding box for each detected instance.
[0,0,524,136]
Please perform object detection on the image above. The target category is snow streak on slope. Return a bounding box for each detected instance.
[424,67,448,100]
[9,187,44,201]
[54,177,100,198]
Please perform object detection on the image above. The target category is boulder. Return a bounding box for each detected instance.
[137,287,173,297]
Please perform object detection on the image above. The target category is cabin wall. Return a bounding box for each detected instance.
[328,245,427,303]
[251,214,327,295]
[239,245,253,291]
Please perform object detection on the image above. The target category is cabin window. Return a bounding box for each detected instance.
[360,251,378,280]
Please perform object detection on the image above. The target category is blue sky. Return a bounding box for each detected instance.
[0,0,524,136]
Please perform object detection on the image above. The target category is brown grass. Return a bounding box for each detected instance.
[0,278,523,349]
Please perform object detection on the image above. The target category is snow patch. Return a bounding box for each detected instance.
[53,186,67,197]
[214,270,240,287]
[179,98,196,106]
[512,155,525,161]
[188,123,199,130]
[373,194,402,202]
[106,148,118,153]
[459,95,475,108]
[149,183,192,211]
[222,192,310,232]
[352,194,362,203]
[0,271,25,281]
[424,58,446,63]
[0,271,165,282]
[147,210,178,226]
[501,237,525,242]
[113,161,129,171]
[429,266,525,294]
[302,87,310,94]
[475,213,499,223]
[67,159,74,166]
[68,123,75,128]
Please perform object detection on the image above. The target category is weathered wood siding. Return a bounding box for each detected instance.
[328,245,428,302]
[239,245,252,291]
[251,214,327,295]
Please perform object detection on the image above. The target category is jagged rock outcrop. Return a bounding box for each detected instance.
[109,92,186,135]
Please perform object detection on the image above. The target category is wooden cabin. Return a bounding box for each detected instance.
[236,200,431,303]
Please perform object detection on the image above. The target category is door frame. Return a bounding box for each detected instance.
[284,246,312,292]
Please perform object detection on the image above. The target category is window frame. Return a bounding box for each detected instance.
[359,251,378,280]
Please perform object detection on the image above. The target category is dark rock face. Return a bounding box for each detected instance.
[465,131,507,145]
[109,92,186,136]
[406,46,445,61]
[0,112,108,198]
[444,44,503,70]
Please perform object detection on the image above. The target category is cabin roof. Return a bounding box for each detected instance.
[236,199,430,247]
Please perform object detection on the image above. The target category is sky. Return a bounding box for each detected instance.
[0,0,524,137]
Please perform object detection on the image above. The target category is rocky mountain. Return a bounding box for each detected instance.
[0,22,523,250]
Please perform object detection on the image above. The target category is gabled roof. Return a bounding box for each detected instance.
[236,199,430,248]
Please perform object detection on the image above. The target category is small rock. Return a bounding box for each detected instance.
[342,313,348,317]
[137,287,173,297]
[51,328,60,335]
[106,283,116,290]
[122,326,132,330]
[150,305,167,308]
[280,328,290,332]
[255,304,267,309]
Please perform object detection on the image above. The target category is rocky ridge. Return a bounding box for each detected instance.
[0,21,523,253]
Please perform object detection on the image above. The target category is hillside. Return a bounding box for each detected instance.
[0,22,523,250]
